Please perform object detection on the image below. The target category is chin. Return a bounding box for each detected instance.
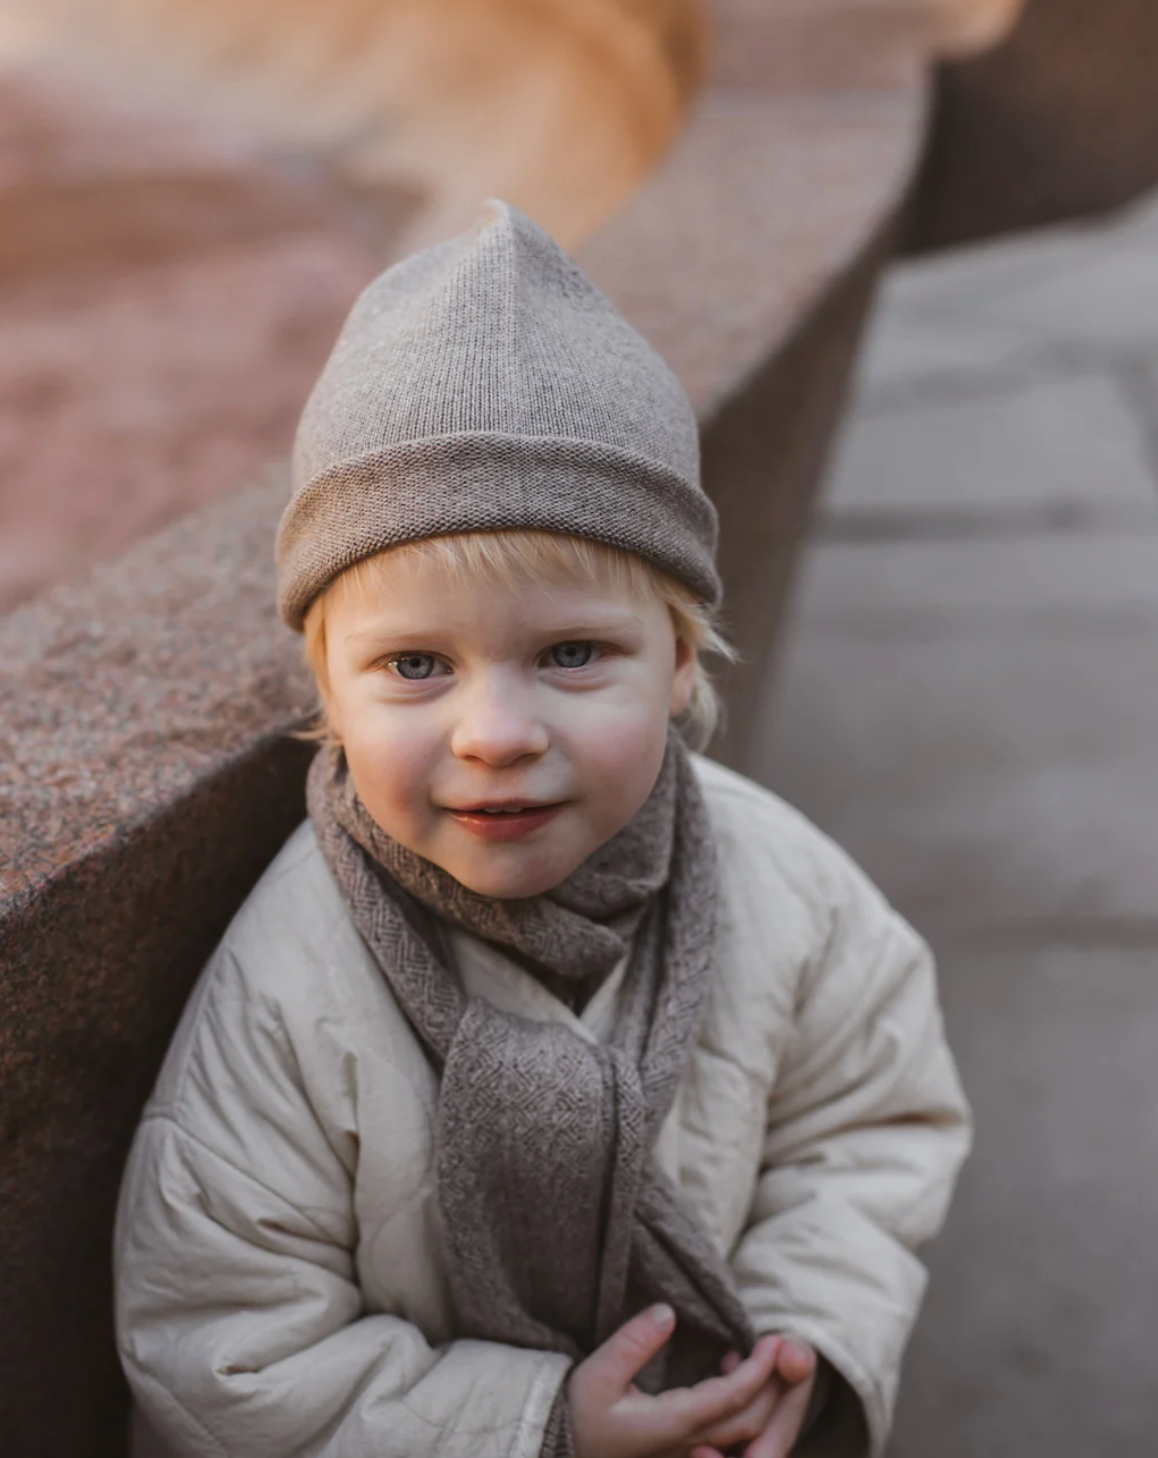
[454,855,570,901]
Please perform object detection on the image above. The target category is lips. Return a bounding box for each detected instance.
[457,804,551,815]
[448,802,565,840]
[450,798,560,814]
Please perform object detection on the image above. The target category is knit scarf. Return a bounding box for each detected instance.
[306,724,756,1385]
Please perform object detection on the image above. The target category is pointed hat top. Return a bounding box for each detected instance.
[277,200,720,629]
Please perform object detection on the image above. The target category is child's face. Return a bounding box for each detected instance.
[319,548,697,898]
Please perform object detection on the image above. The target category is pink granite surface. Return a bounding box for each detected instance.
[1,476,311,899]
[0,63,415,613]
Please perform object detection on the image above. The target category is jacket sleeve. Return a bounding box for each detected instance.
[113,950,569,1458]
[728,842,972,1458]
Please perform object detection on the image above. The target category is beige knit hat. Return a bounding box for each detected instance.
[275,199,721,630]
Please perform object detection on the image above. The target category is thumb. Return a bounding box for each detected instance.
[584,1304,676,1399]
[774,1337,817,1387]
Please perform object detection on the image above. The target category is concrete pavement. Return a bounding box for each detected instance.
[761,190,1158,1455]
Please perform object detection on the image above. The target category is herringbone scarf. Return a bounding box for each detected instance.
[306,724,755,1385]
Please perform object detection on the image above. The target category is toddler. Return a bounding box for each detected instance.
[114,200,971,1458]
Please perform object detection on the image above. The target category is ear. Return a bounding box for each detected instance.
[669,634,697,718]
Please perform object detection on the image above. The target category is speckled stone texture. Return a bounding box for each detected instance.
[0,5,1021,1455]
[909,0,1158,247]
[0,479,312,1455]
[0,62,415,613]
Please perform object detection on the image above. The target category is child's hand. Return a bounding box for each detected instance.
[688,1337,818,1458]
[567,1305,783,1458]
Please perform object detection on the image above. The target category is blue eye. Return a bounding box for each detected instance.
[390,653,438,680]
[551,641,595,669]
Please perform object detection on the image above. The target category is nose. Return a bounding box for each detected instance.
[449,670,549,766]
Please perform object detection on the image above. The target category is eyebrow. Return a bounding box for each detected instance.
[342,613,647,645]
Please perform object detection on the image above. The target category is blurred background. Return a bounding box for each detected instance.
[1,2,1157,1455]
[771,193,1158,1456]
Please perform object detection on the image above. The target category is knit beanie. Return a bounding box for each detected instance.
[275,199,721,630]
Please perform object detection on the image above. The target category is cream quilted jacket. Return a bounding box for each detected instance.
[114,753,971,1458]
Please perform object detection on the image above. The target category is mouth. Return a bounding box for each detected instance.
[453,802,559,815]
[447,802,566,840]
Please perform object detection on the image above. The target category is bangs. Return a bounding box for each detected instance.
[343,530,660,601]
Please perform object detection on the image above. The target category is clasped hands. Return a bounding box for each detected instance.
[568,1304,819,1458]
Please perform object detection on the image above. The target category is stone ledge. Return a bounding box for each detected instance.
[2,476,309,900]
[0,729,314,1458]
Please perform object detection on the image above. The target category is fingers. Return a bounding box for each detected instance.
[693,1375,783,1452]
[725,1337,814,1386]
[696,1338,817,1455]
[580,1304,677,1402]
[745,1371,816,1458]
[658,1334,782,1440]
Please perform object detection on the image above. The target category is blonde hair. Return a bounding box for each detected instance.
[301,530,738,751]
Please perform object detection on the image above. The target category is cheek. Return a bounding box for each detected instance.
[339,703,432,819]
[577,703,671,813]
